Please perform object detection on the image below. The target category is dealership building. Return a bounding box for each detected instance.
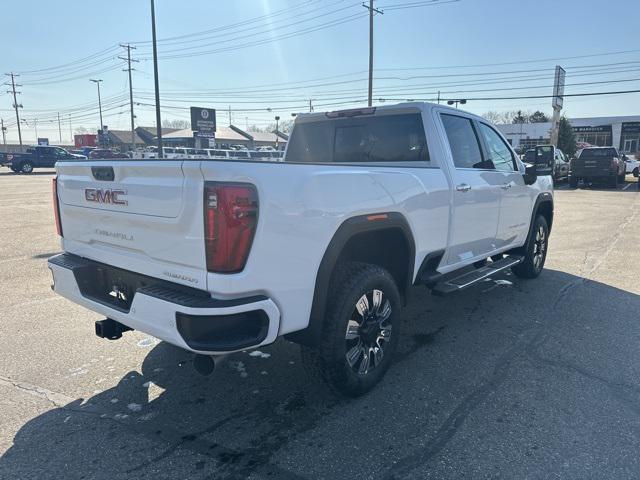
[497,115,640,154]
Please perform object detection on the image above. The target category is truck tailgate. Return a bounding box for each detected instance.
[56,160,208,288]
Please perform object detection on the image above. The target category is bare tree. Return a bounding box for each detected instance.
[161,119,190,129]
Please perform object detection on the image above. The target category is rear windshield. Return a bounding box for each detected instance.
[579,148,617,158]
[286,113,430,164]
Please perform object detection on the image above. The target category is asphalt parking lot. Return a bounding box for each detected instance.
[0,170,639,480]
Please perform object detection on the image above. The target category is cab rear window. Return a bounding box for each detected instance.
[286,113,430,164]
[579,148,617,158]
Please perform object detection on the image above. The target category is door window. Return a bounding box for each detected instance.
[440,114,487,169]
[478,123,516,172]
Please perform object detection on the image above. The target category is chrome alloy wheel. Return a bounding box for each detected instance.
[533,225,547,270]
[344,289,392,375]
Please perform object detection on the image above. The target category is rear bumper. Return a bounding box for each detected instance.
[48,253,280,354]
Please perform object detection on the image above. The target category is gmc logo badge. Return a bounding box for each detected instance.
[85,188,128,206]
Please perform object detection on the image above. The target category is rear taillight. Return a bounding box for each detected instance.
[204,182,258,273]
[52,177,63,237]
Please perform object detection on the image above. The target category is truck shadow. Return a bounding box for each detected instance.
[1,269,639,479]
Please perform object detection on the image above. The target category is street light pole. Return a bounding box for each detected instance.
[90,79,104,143]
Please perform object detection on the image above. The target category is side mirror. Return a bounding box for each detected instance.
[523,162,537,185]
[534,145,554,176]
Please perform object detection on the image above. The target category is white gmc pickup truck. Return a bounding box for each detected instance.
[48,102,554,396]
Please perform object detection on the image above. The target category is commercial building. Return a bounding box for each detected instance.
[159,125,287,150]
[496,115,640,154]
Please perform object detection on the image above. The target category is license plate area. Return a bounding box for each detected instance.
[74,264,151,312]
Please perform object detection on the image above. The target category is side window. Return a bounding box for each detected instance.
[478,123,516,172]
[441,114,487,169]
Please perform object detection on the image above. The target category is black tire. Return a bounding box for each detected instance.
[20,161,34,174]
[568,176,578,188]
[633,168,639,178]
[618,172,626,183]
[512,215,549,279]
[301,262,401,397]
[608,175,618,189]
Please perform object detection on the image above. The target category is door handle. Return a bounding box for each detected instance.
[456,183,472,192]
[500,182,512,190]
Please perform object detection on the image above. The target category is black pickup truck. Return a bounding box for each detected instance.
[569,147,626,188]
[0,146,85,173]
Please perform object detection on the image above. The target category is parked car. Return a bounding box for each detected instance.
[524,146,569,182]
[48,102,554,396]
[0,145,85,173]
[569,146,626,188]
[88,149,121,159]
[622,153,640,177]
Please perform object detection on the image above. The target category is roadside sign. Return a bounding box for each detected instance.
[194,131,215,138]
[190,107,216,134]
[37,137,49,145]
[552,65,565,109]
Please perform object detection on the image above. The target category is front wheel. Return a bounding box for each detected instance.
[512,215,549,279]
[301,262,401,397]
[633,167,639,178]
[568,175,578,188]
[20,161,33,174]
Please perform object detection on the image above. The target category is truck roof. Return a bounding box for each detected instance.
[293,101,481,124]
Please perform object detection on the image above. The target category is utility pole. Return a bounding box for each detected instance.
[309,99,314,112]
[150,0,163,158]
[119,44,139,153]
[5,73,23,146]
[437,91,441,104]
[57,112,62,143]
[228,105,232,125]
[1,118,6,146]
[362,1,383,107]
[68,114,73,143]
[89,79,104,137]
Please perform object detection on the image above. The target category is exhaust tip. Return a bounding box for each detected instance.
[193,354,216,376]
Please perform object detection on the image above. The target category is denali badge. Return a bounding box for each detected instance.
[85,188,128,205]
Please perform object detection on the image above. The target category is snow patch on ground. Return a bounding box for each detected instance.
[494,279,513,286]
[248,350,271,359]
[127,403,142,412]
[137,338,154,348]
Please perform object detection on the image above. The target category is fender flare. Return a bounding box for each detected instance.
[525,192,554,245]
[286,212,415,346]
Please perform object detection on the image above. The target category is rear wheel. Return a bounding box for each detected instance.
[618,172,626,183]
[633,167,639,178]
[609,175,618,189]
[568,176,578,188]
[301,262,400,397]
[20,161,33,174]
[512,215,548,279]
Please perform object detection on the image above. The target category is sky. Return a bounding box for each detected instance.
[2,0,640,143]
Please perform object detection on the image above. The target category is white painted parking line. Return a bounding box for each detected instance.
[623,183,632,191]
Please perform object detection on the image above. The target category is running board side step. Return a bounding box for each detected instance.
[431,255,523,296]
